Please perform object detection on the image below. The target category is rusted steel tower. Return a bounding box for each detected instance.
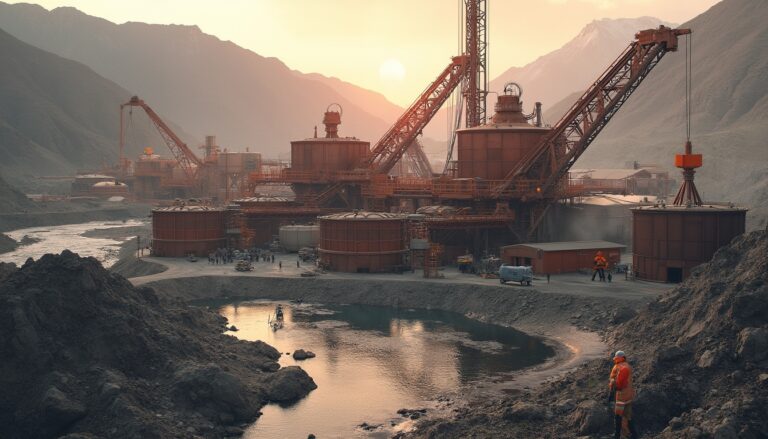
[464,0,488,128]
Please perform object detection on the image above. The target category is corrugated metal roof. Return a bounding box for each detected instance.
[502,240,626,252]
[319,211,404,221]
[152,205,223,212]
[233,196,292,203]
[570,168,650,180]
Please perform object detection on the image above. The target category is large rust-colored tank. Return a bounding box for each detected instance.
[456,83,548,179]
[290,104,370,174]
[632,140,747,282]
[632,205,746,282]
[152,205,226,257]
[318,211,407,272]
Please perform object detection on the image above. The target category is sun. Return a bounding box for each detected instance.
[379,58,406,81]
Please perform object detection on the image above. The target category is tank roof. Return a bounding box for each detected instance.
[632,204,747,212]
[233,196,292,203]
[319,211,405,221]
[293,137,367,143]
[93,181,126,187]
[152,205,223,212]
[75,174,114,179]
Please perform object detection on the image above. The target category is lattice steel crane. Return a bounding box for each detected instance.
[492,26,692,200]
[120,96,203,186]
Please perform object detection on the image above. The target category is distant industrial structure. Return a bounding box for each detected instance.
[116,2,745,282]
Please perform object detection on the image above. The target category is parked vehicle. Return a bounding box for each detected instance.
[499,265,533,286]
[235,260,253,272]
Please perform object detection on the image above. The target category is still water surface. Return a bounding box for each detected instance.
[0,219,144,267]
[211,300,554,438]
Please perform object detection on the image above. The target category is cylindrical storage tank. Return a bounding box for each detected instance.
[91,181,129,198]
[456,88,549,179]
[632,205,747,282]
[318,211,407,273]
[279,225,320,252]
[290,137,370,173]
[152,205,226,257]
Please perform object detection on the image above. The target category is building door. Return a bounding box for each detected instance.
[667,267,683,283]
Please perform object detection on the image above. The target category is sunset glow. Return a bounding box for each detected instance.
[5,0,720,105]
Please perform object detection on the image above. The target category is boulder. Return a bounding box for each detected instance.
[736,327,768,362]
[173,364,257,422]
[35,386,87,436]
[266,366,317,402]
[292,349,316,360]
[568,400,609,435]
[502,401,546,421]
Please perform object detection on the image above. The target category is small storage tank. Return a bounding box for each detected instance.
[456,83,548,179]
[279,225,320,252]
[91,181,129,198]
[632,205,746,282]
[71,174,115,196]
[318,211,407,273]
[290,104,370,173]
[152,205,226,257]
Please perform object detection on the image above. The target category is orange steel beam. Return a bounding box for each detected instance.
[120,96,203,186]
[492,26,691,199]
[365,56,469,175]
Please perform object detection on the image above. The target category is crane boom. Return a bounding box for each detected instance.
[404,139,434,178]
[120,96,203,185]
[492,26,691,199]
[365,55,468,175]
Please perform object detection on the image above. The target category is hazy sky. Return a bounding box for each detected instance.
[11,0,719,105]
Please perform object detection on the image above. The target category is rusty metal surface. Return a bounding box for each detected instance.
[152,209,226,257]
[318,214,407,272]
[632,206,746,282]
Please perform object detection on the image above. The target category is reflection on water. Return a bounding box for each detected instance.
[0,220,145,267]
[211,301,554,438]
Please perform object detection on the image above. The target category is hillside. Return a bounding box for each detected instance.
[0,28,181,184]
[0,2,401,155]
[575,0,768,228]
[0,172,32,213]
[490,16,672,118]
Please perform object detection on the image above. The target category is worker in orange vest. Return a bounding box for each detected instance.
[609,350,638,439]
[592,251,608,281]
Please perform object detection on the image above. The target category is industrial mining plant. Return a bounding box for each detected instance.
[96,4,746,284]
[3,1,766,439]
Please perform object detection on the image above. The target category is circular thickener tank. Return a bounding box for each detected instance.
[318,211,407,273]
[632,205,746,282]
[152,206,226,257]
[279,225,320,252]
[456,93,549,179]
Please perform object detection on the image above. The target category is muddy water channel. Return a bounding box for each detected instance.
[0,219,145,267]
[210,300,555,438]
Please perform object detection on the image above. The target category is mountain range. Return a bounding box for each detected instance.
[0,2,397,155]
[577,0,767,227]
[0,27,169,183]
[490,16,673,121]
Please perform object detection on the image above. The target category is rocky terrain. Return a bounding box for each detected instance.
[0,251,316,438]
[407,229,768,438]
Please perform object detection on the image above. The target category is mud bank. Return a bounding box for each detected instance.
[408,230,768,439]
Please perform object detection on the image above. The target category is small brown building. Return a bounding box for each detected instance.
[500,241,625,275]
